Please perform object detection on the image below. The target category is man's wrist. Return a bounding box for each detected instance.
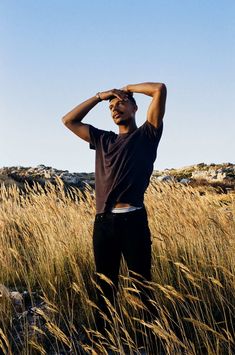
[122,85,130,92]
[95,92,102,102]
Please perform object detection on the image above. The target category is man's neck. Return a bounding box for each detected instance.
[118,123,137,135]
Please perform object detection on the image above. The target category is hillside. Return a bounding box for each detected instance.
[0,162,234,193]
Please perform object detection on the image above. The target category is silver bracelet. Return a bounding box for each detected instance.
[95,92,102,102]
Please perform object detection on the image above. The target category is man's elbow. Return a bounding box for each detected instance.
[158,83,167,92]
[153,83,167,97]
[61,115,70,126]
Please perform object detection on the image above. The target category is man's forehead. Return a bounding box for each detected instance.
[109,97,127,106]
[110,97,121,103]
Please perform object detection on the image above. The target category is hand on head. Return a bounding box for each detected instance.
[98,89,129,102]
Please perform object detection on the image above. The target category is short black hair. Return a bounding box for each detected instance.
[109,92,137,107]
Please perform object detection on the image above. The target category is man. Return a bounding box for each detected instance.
[62,82,167,316]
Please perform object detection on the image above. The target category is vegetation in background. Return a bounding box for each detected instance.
[0,180,234,354]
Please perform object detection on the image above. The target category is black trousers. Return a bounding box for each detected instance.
[92,206,152,310]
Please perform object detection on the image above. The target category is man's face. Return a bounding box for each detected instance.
[109,98,137,125]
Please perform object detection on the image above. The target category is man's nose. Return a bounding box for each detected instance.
[113,102,119,111]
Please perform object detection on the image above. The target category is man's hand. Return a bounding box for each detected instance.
[120,86,130,93]
[121,82,167,128]
[99,89,129,101]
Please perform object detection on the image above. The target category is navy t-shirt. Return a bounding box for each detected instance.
[89,121,163,213]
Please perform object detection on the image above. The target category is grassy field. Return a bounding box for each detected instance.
[0,180,234,354]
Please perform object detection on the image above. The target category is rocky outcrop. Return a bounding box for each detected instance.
[0,284,82,354]
[153,163,234,180]
[152,163,235,193]
[0,163,234,193]
[0,165,95,192]
[191,166,234,181]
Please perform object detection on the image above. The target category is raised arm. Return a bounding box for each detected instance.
[62,95,101,142]
[62,89,128,142]
[122,82,167,128]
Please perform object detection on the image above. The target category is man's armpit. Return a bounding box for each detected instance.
[89,142,96,150]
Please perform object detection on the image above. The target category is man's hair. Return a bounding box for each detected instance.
[109,92,137,107]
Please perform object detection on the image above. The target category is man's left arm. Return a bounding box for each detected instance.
[122,82,167,128]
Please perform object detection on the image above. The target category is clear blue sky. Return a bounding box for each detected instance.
[1,0,234,173]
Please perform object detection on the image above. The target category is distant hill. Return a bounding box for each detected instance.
[152,162,235,193]
[0,163,234,194]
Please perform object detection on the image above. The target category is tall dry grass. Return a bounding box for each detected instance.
[0,179,234,354]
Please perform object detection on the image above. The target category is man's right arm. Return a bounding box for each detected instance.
[62,95,101,143]
[62,89,129,143]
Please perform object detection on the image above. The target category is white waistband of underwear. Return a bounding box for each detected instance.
[111,205,143,213]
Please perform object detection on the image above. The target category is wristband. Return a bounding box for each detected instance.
[96,92,102,102]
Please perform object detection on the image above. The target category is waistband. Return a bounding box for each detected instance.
[95,205,147,222]
[111,206,143,213]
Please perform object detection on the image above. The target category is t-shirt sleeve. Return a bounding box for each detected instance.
[140,120,163,145]
[89,124,108,150]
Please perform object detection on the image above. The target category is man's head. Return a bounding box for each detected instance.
[109,93,138,126]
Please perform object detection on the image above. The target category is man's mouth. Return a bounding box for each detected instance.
[113,112,123,119]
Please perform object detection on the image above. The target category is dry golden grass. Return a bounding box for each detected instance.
[0,180,234,354]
